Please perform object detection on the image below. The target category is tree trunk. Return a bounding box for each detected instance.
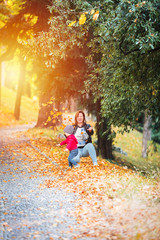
[0,61,5,108]
[0,62,1,109]
[25,81,31,98]
[142,110,152,158]
[96,99,113,159]
[14,57,26,120]
[36,92,62,128]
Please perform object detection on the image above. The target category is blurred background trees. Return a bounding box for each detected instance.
[0,0,160,159]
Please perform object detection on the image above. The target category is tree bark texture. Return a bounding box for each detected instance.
[142,110,152,158]
[96,99,113,160]
[0,62,1,109]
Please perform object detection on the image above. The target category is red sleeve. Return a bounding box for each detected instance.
[66,138,72,151]
[60,139,67,146]
[75,136,78,144]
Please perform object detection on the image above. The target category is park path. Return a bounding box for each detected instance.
[0,124,91,240]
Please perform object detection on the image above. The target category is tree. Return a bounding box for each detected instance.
[98,0,160,157]
[0,0,52,119]
[0,0,24,108]
[73,0,159,158]
[27,0,114,158]
[0,0,52,61]
[21,0,160,159]
[142,110,152,158]
[14,55,26,120]
[32,50,88,127]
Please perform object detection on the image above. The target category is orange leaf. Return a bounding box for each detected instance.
[93,11,99,21]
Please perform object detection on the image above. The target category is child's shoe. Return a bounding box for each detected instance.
[93,162,98,166]
[74,164,80,168]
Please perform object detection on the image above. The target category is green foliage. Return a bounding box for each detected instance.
[104,0,160,53]
[82,0,160,133]
[23,0,160,141]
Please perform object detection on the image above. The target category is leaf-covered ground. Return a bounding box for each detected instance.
[0,110,17,128]
[8,130,160,240]
[1,86,160,238]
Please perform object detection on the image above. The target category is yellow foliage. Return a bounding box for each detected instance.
[79,13,86,25]
[24,14,38,26]
[68,21,76,27]
[6,0,13,7]
[47,116,51,122]
[42,103,47,107]
[56,112,62,116]
[90,9,95,14]
[0,21,5,29]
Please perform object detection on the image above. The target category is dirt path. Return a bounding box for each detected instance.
[0,123,36,146]
[0,124,92,240]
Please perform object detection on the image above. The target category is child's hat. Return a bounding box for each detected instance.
[64,125,74,135]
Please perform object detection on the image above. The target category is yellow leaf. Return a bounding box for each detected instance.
[91,9,95,14]
[68,20,76,27]
[42,103,47,107]
[47,116,51,122]
[6,0,13,7]
[56,112,62,116]
[79,14,86,25]
[93,11,99,21]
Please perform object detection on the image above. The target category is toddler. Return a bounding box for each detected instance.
[57,125,80,168]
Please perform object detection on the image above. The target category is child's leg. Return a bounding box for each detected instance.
[68,161,73,168]
[68,152,73,168]
[68,149,79,167]
[72,149,81,162]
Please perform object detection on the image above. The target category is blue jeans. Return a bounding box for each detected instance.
[73,143,97,165]
[68,149,79,168]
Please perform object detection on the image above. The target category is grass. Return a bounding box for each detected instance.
[0,86,38,125]
[113,127,160,178]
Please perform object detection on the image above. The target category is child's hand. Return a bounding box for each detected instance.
[64,148,69,152]
[56,144,60,147]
